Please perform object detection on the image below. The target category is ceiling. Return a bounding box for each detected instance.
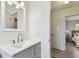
[66,14,79,21]
[51,1,79,11]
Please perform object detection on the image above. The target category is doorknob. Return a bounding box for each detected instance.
[48,39,51,42]
[51,34,54,36]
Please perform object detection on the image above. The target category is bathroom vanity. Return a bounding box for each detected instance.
[0,40,41,58]
[0,2,41,58]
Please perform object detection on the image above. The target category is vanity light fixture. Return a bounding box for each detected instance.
[7,1,24,9]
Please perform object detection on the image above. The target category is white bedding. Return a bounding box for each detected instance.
[72,37,79,47]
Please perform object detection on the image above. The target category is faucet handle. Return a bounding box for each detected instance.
[21,39,23,42]
[10,40,15,44]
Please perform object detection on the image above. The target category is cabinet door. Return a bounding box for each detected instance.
[13,47,34,58]
[34,42,41,58]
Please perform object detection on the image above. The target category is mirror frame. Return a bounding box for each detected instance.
[1,1,26,31]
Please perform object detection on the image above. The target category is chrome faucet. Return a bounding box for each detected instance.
[17,33,23,43]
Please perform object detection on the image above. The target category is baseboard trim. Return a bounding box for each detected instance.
[51,47,65,51]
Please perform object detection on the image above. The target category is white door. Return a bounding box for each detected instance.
[56,18,66,50]
[40,2,51,58]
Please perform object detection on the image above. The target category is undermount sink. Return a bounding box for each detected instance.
[10,40,31,49]
[11,42,24,48]
[10,33,26,49]
[10,40,25,49]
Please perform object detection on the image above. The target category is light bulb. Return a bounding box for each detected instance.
[20,2,24,9]
[64,1,69,4]
[20,2,24,7]
[7,1,13,5]
[16,4,20,9]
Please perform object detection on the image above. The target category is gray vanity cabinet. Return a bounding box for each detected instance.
[14,47,34,58]
[13,42,41,58]
[34,43,41,58]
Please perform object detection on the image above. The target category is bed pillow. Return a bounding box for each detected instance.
[76,32,79,36]
[74,33,77,37]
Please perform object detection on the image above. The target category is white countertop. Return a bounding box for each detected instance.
[0,39,41,57]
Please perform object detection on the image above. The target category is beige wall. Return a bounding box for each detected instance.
[51,6,79,50]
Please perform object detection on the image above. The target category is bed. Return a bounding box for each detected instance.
[72,30,79,47]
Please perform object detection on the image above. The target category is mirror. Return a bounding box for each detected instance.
[1,1,26,31]
[5,5,17,29]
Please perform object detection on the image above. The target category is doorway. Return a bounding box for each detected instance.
[51,13,79,58]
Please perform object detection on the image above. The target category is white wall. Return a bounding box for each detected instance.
[28,1,51,58]
[51,5,79,50]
